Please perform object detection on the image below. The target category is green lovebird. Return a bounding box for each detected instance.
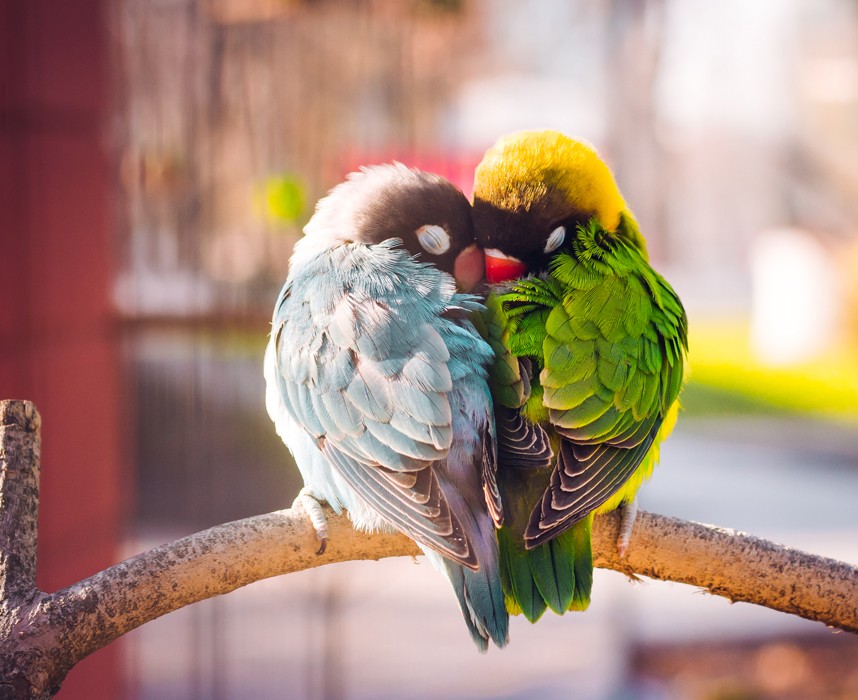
[470,130,688,621]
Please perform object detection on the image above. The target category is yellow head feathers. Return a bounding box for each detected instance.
[473,130,627,232]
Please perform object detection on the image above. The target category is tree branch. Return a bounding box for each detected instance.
[595,511,858,632]
[2,399,857,698]
[49,506,858,663]
[0,401,40,602]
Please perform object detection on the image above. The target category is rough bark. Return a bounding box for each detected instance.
[1,399,857,698]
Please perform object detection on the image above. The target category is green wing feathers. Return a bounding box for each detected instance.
[479,293,532,409]
[491,218,687,617]
[505,223,687,545]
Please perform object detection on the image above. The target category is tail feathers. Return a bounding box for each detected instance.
[569,514,593,611]
[430,469,509,650]
[440,555,509,651]
[498,515,594,622]
[498,526,548,622]
[527,533,576,615]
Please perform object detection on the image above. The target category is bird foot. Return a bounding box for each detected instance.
[616,498,639,558]
[293,487,329,555]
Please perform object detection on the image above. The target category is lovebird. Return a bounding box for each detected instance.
[471,130,687,621]
[264,163,509,650]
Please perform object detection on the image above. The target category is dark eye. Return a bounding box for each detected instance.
[416,225,451,255]
[544,225,566,253]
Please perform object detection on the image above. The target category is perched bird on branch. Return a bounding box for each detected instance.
[472,130,688,621]
[264,163,508,650]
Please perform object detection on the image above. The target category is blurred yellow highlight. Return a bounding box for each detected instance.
[255,174,307,227]
[688,319,858,423]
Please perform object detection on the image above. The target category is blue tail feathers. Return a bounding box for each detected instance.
[444,558,509,651]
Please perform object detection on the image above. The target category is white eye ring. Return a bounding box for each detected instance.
[544,225,566,253]
[416,225,451,255]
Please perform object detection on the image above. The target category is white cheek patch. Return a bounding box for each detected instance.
[416,225,451,255]
[544,225,566,253]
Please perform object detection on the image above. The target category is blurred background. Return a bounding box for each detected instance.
[2,0,858,697]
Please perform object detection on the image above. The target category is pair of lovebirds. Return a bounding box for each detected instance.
[264,130,688,651]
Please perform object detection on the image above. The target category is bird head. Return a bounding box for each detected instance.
[297,163,484,291]
[472,130,644,282]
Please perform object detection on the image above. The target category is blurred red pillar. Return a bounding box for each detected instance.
[0,0,126,697]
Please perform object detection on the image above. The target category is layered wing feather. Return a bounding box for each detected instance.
[478,295,552,474]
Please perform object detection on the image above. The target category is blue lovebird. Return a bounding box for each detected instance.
[264,163,509,650]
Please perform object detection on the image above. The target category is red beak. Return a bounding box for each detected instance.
[484,248,528,283]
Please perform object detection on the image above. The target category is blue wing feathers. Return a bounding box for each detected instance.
[401,353,453,393]
[270,241,497,560]
[326,347,356,391]
[364,419,445,461]
[268,238,508,647]
[397,386,452,427]
[388,411,451,449]
[345,365,394,423]
[317,391,360,438]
